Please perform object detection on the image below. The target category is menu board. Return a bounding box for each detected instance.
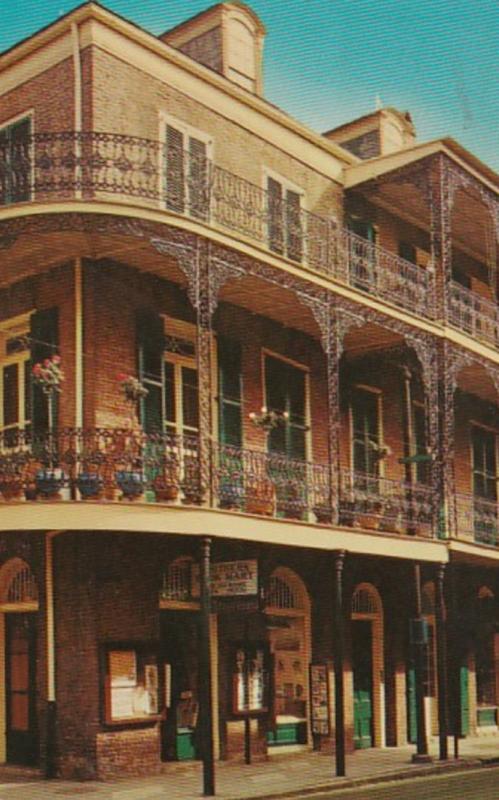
[310,664,330,736]
[105,647,160,723]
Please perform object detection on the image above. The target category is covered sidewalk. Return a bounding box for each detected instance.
[0,736,498,799]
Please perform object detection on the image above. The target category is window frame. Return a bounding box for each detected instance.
[263,168,305,263]
[0,314,32,441]
[261,348,311,463]
[0,111,34,205]
[349,384,385,485]
[159,113,213,219]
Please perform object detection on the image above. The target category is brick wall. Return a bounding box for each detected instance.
[0,58,74,130]
[89,47,343,221]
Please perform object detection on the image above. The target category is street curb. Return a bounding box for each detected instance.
[235,758,485,800]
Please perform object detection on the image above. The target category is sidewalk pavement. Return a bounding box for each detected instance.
[0,735,498,800]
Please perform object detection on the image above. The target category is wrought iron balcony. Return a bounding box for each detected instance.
[454,493,498,546]
[448,281,499,348]
[0,131,435,320]
[339,470,435,537]
[0,428,438,538]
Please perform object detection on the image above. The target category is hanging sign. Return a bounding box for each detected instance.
[211,559,258,597]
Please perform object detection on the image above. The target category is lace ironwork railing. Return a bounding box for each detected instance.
[0,428,440,537]
[339,470,435,536]
[454,493,498,547]
[340,230,436,318]
[213,441,331,521]
[448,281,499,349]
[0,131,436,319]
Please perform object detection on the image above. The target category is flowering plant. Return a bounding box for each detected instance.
[117,373,149,403]
[32,355,64,395]
[249,406,289,432]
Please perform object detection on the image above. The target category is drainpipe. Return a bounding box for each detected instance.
[71,22,82,199]
[75,257,83,432]
[45,530,65,778]
[333,550,346,777]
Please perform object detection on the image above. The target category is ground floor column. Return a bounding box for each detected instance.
[200,537,215,796]
[333,550,346,777]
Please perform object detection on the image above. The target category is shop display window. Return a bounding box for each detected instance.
[102,644,161,725]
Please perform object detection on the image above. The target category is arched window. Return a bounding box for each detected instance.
[0,558,38,605]
[161,557,198,602]
[351,583,382,617]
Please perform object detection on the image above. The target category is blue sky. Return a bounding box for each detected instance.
[1,0,498,171]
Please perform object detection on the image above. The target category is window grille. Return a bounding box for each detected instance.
[6,563,38,603]
[162,559,193,601]
[266,575,296,609]
[351,587,377,615]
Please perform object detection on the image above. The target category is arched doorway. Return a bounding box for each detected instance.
[264,568,311,748]
[351,583,385,748]
[474,586,498,730]
[0,558,39,765]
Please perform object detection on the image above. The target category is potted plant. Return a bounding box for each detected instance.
[32,354,66,498]
[76,471,104,499]
[381,499,403,533]
[114,374,149,500]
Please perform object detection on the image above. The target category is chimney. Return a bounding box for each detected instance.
[161,2,266,96]
[323,108,416,160]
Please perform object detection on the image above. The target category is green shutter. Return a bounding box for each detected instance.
[218,338,242,447]
[267,177,283,254]
[30,307,59,435]
[136,309,164,434]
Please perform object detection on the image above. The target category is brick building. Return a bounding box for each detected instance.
[0,0,498,785]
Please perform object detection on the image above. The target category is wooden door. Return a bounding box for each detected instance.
[6,613,37,765]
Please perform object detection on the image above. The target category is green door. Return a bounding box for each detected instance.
[6,614,38,765]
[407,666,417,744]
[460,666,469,736]
[353,620,373,749]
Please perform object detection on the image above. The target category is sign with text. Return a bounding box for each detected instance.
[211,559,258,597]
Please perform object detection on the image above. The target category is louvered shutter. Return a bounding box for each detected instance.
[267,177,283,254]
[218,338,242,447]
[189,137,208,220]
[136,310,164,433]
[165,125,185,213]
[10,118,31,203]
[30,307,59,435]
[286,189,302,262]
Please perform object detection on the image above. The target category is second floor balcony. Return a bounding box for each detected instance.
[0,130,435,321]
[0,427,437,540]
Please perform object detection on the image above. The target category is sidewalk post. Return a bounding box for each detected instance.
[435,562,448,760]
[333,550,346,777]
[200,536,215,796]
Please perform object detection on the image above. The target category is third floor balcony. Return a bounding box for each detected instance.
[0,130,436,321]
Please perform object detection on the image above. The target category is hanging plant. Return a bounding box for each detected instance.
[32,354,64,395]
[116,373,149,403]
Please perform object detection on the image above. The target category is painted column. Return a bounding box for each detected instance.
[332,550,346,777]
[199,537,215,796]
[435,562,448,760]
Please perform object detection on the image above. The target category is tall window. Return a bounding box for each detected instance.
[472,427,497,502]
[163,120,210,220]
[0,323,31,446]
[411,401,429,485]
[351,388,380,484]
[348,219,377,291]
[267,175,303,262]
[264,355,307,461]
[472,426,497,544]
[0,117,31,205]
